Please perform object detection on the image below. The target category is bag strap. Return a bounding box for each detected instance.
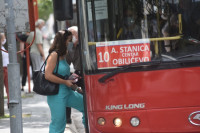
[55,54,60,73]
[40,52,60,74]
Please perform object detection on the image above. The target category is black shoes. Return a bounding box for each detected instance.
[66,118,72,124]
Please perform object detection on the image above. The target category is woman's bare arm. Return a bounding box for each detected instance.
[45,52,73,87]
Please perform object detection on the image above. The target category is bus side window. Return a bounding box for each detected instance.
[89,45,98,69]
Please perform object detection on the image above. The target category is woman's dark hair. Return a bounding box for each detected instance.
[49,30,72,56]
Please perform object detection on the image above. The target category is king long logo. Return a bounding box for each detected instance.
[105,103,145,110]
[188,111,200,126]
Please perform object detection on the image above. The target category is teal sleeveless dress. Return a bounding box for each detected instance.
[47,59,85,133]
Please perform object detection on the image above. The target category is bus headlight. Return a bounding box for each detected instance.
[130,117,140,127]
[97,117,106,126]
[113,118,122,127]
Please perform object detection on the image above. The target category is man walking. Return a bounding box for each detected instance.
[26,19,45,72]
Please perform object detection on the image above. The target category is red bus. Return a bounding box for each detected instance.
[76,0,200,132]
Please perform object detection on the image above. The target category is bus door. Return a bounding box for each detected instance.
[77,0,200,132]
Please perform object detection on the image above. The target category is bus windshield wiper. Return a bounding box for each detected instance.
[177,52,200,59]
[98,61,161,83]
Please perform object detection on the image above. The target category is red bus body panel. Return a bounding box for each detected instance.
[84,67,200,132]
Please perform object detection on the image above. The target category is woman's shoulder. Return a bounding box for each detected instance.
[50,51,58,56]
[48,51,59,60]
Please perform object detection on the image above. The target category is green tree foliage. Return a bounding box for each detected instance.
[38,0,53,21]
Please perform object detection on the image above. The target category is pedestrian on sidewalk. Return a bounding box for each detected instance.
[67,26,83,88]
[66,26,84,124]
[0,33,9,108]
[45,30,85,133]
[26,19,45,72]
[17,32,32,91]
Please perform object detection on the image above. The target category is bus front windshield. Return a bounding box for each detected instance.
[82,0,200,72]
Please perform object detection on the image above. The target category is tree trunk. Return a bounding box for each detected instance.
[0,48,4,116]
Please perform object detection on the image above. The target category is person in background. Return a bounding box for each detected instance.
[66,26,82,87]
[119,1,144,40]
[0,33,9,108]
[45,30,85,133]
[26,19,45,72]
[66,26,83,124]
[17,32,31,91]
[162,14,179,52]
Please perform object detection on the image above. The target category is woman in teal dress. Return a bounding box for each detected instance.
[45,30,85,133]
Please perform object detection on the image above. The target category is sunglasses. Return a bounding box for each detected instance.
[64,29,72,36]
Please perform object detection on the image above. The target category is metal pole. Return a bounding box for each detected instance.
[4,0,23,133]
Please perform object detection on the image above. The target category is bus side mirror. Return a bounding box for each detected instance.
[52,0,73,21]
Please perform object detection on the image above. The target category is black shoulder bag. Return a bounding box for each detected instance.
[33,54,60,96]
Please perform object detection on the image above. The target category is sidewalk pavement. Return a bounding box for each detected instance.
[0,85,85,133]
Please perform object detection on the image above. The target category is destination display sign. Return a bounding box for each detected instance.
[96,39,151,69]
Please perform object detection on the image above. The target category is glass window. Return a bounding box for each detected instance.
[83,0,200,71]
